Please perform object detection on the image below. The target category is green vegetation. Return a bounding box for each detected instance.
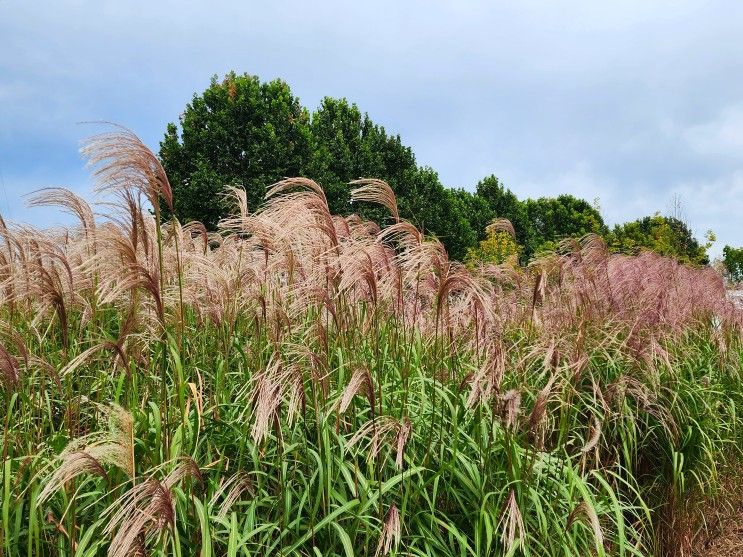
[605,215,713,265]
[464,220,521,267]
[160,74,312,229]
[160,73,713,265]
[1,130,742,556]
[525,195,607,256]
[723,245,743,283]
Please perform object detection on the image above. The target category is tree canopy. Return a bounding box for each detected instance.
[525,195,607,255]
[306,97,417,217]
[474,176,534,252]
[723,245,743,283]
[160,73,476,258]
[472,179,607,260]
[160,73,312,228]
[464,226,521,268]
[160,72,716,266]
[605,214,711,265]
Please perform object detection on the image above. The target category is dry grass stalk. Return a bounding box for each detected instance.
[37,451,109,505]
[37,404,133,505]
[0,343,20,388]
[567,499,605,549]
[486,218,516,239]
[501,389,521,432]
[249,357,305,444]
[528,373,559,447]
[581,415,602,454]
[375,504,401,556]
[498,489,525,553]
[337,367,375,414]
[103,459,200,557]
[466,346,505,408]
[350,179,400,223]
[104,479,175,557]
[348,416,412,468]
[82,126,173,212]
[209,472,254,518]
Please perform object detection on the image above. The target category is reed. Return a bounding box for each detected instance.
[0,130,741,556]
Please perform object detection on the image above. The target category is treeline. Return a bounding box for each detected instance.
[160,72,711,264]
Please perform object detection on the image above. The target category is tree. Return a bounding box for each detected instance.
[722,245,743,283]
[306,100,479,258]
[474,176,535,256]
[464,227,521,268]
[307,97,416,217]
[159,73,614,264]
[159,72,312,228]
[392,168,477,261]
[525,195,608,254]
[605,214,710,265]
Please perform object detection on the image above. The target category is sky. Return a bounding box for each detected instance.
[2,1,743,257]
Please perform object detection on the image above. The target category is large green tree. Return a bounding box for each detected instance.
[162,73,649,264]
[394,168,477,260]
[307,100,476,257]
[160,72,312,228]
[474,175,535,255]
[160,74,478,258]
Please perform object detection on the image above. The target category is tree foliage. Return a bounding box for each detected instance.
[464,227,521,268]
[606,214,711,265]
[473,179,607,260]
[393,169,476,260]
[307,97,416,217]
[160,72,312,228]
[160,74,479,260]
[474,176,534,251]
[723,245,743,283]
[525,195,607,255]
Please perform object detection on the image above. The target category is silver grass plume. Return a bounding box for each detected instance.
[375,504,401,556]
[37,404,134,506]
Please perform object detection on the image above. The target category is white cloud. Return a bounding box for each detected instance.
[684,103,743,157]
[673,170,743,256]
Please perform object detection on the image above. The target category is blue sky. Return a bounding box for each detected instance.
[2,1,742,256]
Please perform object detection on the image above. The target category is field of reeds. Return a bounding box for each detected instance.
[1,129,743,557]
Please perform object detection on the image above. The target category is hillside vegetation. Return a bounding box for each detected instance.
[1,129,742,557]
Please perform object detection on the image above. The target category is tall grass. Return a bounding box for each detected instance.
[1,130,742,556]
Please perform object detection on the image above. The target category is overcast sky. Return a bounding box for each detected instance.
[2,1,742,256]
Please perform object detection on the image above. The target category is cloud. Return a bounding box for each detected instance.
[506,162,617,215]
[673,170,743,257]
[684,103,743,158]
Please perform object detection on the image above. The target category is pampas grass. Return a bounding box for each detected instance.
[2,129,742,556]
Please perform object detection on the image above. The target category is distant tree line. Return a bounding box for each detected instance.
[160,72,712,265]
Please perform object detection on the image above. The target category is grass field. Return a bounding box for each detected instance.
[1,129,742,556]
